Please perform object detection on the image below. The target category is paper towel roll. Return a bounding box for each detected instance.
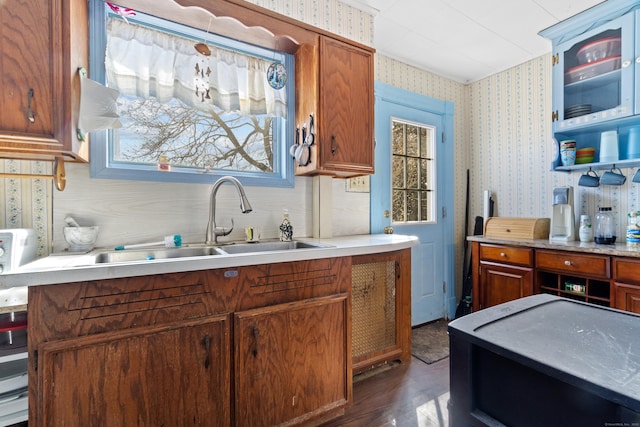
[78,68,121,133]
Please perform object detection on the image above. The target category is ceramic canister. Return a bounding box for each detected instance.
[600,130,619,163]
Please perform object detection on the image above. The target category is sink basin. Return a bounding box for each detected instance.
[93,246,223,264]
[216,240,332,255]
[91,240,331,264]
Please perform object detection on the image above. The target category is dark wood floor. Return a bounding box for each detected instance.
[321,356,450,427]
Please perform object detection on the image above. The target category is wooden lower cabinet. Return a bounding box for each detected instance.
[479,261,533,309]
[472,242,534,310]
[29,257,354,426]
[613,257,640,314]
[613,283,640,313]
[38,316,230,426]
[471,241,640,313]
[234,295,350,426]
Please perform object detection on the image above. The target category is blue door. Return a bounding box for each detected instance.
[371,82,455,324]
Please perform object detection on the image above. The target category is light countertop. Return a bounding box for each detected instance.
[1,234,418,291]
[468,235,640,258]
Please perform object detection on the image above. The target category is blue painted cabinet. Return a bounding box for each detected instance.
[540,0,640,172]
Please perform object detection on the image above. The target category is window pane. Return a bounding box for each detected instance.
[406,158,419,189]
[392,157,405,188]
[114,97,274,172]
[392,122,405,155]
[391,119,436,224]
[406,190,419,222]
[420,191,429,221]
[406,125,418,157]
[420,127,430,157]
[420,159,428,190]
[392,190,405,222]
[88,0,294,187]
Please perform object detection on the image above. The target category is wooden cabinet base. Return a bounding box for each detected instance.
[28,258,354,426]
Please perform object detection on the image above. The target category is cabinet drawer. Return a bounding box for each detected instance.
[479,244,533,267]
[613,258,640,285]
[536,250,610,278]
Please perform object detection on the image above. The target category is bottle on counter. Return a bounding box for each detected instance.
[594,207,616,244]
[627,211,640,246]
[279,209,293,242]
[579,214,593,242]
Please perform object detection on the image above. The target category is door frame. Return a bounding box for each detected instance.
[371,81,456,320]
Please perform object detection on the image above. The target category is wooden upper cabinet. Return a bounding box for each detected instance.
[295,36,374,177]
[0,0,88,161]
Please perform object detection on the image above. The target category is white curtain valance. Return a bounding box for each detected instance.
[105,18,287,117]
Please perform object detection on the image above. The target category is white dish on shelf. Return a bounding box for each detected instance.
[577,36,621,64]
[565,55,621,84]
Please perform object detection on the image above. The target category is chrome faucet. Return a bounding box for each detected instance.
[205,176,253,244]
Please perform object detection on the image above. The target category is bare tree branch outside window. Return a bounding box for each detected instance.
[115,96,274,173]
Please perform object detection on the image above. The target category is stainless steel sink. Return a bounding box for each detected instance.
[93,246,224,263]
[214,240,333,255]
[91,240,332,264]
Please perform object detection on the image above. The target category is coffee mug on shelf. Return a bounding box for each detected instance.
[561,148,576,166]
[600,167,626,186]
[578,169,600,187]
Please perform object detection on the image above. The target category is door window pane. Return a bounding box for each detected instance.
[391,120,435,224]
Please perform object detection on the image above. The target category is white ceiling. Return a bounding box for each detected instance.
[341,0,605,83]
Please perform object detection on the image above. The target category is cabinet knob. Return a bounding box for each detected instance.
[331,135,337,155]
[623,60,632,68]
[500,252,506,257]
[564,260,571,266]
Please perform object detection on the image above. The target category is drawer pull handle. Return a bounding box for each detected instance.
[500,252,506,257]
[203,334,211,369]
[564,260,572,266]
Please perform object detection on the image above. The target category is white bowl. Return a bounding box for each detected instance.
[63,226,99,252]
[577,37,621,64]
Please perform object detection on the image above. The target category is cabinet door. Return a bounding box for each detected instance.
[234,294,350,426]
[318,36,374,176]
[552,12,634,133]
[0,0,88,160]
[614,283,640,314]
[36,316,231,427]
[479,262,533,309]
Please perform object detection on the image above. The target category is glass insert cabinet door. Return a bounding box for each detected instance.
[553,12,635,132]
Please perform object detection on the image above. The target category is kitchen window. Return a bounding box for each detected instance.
[391,120,436,223]
[88,1,295,187]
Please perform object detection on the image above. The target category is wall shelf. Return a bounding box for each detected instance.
[554,158,640,172]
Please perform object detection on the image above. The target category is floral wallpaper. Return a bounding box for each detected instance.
[0,160,52,256]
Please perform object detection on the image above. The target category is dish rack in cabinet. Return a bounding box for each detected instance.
[0,311,28,427]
